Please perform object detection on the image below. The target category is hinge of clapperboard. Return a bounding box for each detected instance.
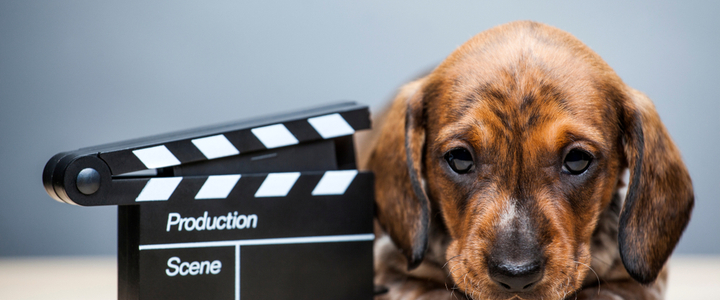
[43,101,372,207]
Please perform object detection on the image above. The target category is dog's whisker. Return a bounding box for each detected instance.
[575,260,601,296]
[590,255,613,267]
[447,264,461,275]
[443,254,463,268]
[444,253,465,281]
[447,264,464,280]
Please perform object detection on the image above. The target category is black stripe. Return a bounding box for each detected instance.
[286,119,323,141]
[166,176,205,203]
[165,140,206,164]
[100,151,148,175]
[340,109,371,130]
[225,129,267,153]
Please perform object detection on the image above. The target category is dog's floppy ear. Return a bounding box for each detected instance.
[367,79,430,270]
[618,88,694,284]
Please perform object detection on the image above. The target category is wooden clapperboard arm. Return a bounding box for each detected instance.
[42,102,376,300]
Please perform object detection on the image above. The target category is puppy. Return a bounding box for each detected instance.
[359,21,694,300]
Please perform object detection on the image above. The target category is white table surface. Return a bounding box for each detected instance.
[0,255,717,299]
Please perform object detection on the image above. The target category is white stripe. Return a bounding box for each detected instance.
[138,233,375,250]
[307,113,355,139]
[311,170,358,195]
[254,172,300,197]
[192,134,240,160]
[250,124,299,149]
[235,245,240,300]
[195,175,241,199]
[136,177,182,201]
[132,145,181,169]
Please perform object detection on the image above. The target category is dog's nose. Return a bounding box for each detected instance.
[488,259,544,292]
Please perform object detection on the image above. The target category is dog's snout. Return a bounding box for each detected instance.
[488,208,545,294]
[488,258,544,292]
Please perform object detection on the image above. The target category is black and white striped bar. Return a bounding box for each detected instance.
[44,102,369,205]
[59,169,366,206]
[100,105,369,175]
[135,170,358,202]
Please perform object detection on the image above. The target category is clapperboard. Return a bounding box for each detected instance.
[42,102,375,300]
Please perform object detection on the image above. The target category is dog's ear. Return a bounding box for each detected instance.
[367,79,430,270]
[618,88,694,284]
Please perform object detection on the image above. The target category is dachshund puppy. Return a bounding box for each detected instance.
[360,21,694,300]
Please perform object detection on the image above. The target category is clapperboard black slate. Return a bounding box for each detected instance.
[43,102,375,300]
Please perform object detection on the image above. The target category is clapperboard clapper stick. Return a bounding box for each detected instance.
[43,102,375,300]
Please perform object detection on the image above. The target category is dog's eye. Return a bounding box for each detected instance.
[563,149,592,174]
[445,148,474,174]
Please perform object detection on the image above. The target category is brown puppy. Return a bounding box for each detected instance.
[359,21,694,300]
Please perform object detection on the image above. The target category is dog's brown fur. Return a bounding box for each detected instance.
[358,21,693,300]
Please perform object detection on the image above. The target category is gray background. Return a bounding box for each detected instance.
[1,1,718,257]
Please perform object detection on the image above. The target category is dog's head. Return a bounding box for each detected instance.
[367,21,693,299]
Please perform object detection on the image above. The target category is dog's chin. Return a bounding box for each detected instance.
[445,242,588,300]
